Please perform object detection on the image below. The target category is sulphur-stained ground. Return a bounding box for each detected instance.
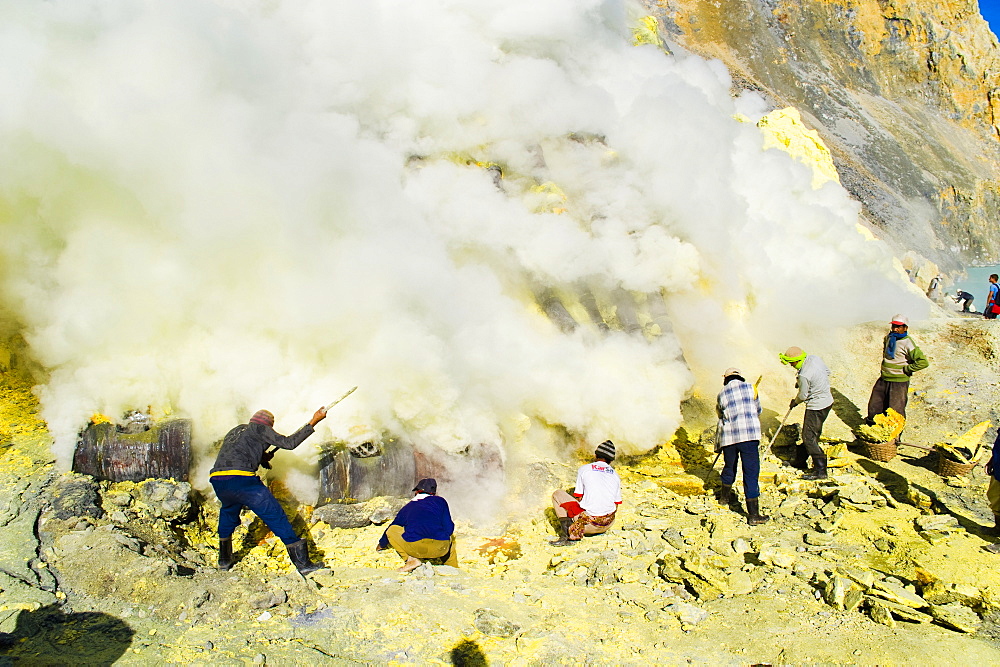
[5,317,1000,664]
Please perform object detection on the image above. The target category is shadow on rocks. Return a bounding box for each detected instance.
[543,506,560,534]
[831,387,865,431]
[673,426,723,488]
[759,407,783,440]
[450,638,488,666]
[855,458,995,541]
[0,604,133,665]
[238,514,327,564]
[896,448,939,475]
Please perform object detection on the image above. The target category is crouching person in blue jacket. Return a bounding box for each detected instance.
[377,478,458,571]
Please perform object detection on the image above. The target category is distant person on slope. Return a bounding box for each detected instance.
[951,290,975,313]
[779,347,834,480]
[716,368,769,525]
[865,315,929,427]
[210,407,327,574]
[550,440,622,546]
[377,478,457,572]
[926,275,943,301]
[986,274,1000,320]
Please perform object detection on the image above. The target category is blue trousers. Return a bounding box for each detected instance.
[211,475,299,545]
[721,440,761,499]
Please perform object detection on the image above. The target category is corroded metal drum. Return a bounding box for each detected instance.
[316,439,507,504]
[317,438,416,505]
[73,419,192,482]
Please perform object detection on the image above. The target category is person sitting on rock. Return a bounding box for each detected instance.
[550,440,622,546]
[376,478,457,572]
[209,407,327,575]
[716,368,769,525]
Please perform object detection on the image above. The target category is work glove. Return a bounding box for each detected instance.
[903,367,913,376]
[988,460,994,477]
[260,450,275,470]
[788,399,799,410]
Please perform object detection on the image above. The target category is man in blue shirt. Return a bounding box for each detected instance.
[377,478,457,571]
[985,274,999,320]
[716,368,769,525]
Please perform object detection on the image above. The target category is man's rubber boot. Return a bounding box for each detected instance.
[717,484,732,505]
[990,515,1000,537]
[550,517,574,546]
[286,539,323,575]
[803,455,828,480]
[747,498,770,526]
[218,538,234,571]
[793,446,810,470]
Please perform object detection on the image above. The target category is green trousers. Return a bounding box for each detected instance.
[385,524,458,567]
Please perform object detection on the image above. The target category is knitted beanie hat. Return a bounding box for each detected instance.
[249,410,275,426]
[595,440,616,461]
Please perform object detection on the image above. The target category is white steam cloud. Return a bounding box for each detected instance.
[0,0,926,501]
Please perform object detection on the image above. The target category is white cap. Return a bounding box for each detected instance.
[890,314,908,326]
[722,367,742,379]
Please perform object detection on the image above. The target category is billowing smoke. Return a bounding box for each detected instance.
[0,0,926,503]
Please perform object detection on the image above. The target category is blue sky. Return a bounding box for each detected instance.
[982,0,1000,35]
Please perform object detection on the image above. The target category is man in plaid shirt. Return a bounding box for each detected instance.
[716,368,769,525]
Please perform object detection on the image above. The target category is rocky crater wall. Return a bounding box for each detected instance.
[650,0,1000,267]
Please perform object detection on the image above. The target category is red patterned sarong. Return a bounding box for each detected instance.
[569,510,615,540]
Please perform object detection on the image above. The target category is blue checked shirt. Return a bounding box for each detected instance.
[716,379,762,449]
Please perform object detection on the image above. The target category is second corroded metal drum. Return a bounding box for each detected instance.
[317,438,416,505]
[316,438,506,505]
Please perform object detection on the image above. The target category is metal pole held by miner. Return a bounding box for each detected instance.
[265,386,358,457]
[325,386,358,412]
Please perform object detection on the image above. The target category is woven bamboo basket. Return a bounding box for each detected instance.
[861,438,897,462]
[937,454,976,477]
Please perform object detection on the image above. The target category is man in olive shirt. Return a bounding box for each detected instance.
[210,406,327,574]
[866,314,929,424]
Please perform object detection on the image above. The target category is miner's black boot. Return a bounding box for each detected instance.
[550,517,574,546]
[803,454,828,480]
[717,484,732,505]
[747,498,770,526]
[793,446,810,470]
[218,538,234,571]
[286,539,323,575]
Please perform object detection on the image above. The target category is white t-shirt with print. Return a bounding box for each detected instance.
[574,461,622,516]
